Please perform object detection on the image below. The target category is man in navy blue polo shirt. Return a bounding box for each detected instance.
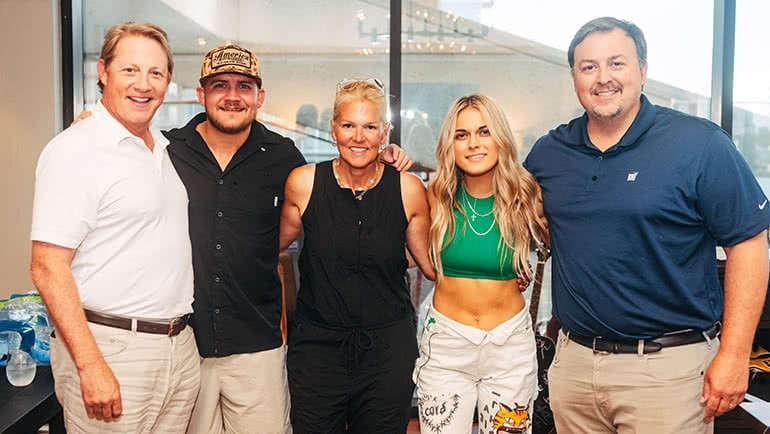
[525,17,770,433]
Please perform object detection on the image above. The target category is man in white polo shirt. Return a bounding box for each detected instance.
[30,22,199,433]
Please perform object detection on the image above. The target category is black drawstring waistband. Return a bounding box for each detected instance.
[340,329,374,371]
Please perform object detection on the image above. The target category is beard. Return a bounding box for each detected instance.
[589,103,624,121]
[207,111,253,134]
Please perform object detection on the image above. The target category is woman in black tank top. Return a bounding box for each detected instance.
[280,78,435,434]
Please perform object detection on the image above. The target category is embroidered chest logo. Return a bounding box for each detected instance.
[626,171,639,182]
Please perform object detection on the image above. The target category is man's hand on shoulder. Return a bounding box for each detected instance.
[379,144,413,172]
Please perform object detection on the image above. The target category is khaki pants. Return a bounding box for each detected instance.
[50,323,200,434]
[187,346,291,434]
[549,330,719,434]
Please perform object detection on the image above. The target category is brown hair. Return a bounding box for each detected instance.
[568,17,647,70]
[98,22,173,92]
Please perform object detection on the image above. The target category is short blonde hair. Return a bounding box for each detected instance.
[98,22,173,92]
[332,79,388,125]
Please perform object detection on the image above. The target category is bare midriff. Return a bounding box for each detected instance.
[432,275,526,331]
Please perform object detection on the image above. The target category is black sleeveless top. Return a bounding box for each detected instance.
[296,160,412,328]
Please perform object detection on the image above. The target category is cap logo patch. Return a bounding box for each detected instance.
[211,48,252,69]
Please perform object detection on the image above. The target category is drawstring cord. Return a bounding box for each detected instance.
[340,328,374,372]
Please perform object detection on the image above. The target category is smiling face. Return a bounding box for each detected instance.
[572,27,647,126]
[197,72,265,134]
[453,107,499,184]
[97,35,170,137]
[330,99,388,168]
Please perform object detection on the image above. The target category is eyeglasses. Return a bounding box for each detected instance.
[336,77,385,93]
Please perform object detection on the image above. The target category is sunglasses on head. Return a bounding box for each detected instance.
[336,77,385,92]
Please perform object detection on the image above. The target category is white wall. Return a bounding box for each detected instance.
[0,0,61,299]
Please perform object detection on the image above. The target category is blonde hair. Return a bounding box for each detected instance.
[98,22,173,92]
[332,79,389,131]
[429,94,548,280]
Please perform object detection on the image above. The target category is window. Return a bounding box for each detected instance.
[401,0,713,170]
[733,0,770,193]
[78,0,390,163]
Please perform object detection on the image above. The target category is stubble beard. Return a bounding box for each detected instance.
[590,103,624,122]
[207,112,253,135]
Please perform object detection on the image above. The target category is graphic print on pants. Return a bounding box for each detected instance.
[418,393,460,433]
[490,402,530,433]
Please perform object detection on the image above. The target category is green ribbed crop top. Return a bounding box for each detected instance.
[440,186,517,280]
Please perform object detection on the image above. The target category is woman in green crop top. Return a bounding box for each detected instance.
[412,95,549,434]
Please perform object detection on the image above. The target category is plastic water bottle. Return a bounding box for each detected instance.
[6,349,36,386]
[0,333,8,362]
[0,331,21,366]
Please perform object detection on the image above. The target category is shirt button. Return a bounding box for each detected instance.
[592,176,597,181]
[217,211,223,217]
[218,179,224,185]
[598,156,603,161]
[215,308,220,314]
[214,276,221,283]
[215,243,222,250]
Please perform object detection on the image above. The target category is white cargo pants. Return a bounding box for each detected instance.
[413,304,538,434]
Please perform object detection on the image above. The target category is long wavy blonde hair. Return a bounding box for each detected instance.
[429,94,548,280]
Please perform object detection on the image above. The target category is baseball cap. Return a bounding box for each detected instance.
[199,44,261,84]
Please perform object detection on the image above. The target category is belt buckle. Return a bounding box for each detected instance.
[592,337,610,354]
[167,317,181,336]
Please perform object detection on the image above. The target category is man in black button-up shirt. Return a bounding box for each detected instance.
[166,44,305,434]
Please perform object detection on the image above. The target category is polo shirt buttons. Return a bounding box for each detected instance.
[218,179,224,185]
[592,176,597,181]
[215,243,222,250]
[217,211,223,217]
[215,308,220,314]
[214,276,221,283]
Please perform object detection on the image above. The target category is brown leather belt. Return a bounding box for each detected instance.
[568,322,721,354]
[84,309,191,337]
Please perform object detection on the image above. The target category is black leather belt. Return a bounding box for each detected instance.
[84,309,191,337]
[568,322,721,354]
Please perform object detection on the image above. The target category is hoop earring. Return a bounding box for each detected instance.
[331,141,337,148]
